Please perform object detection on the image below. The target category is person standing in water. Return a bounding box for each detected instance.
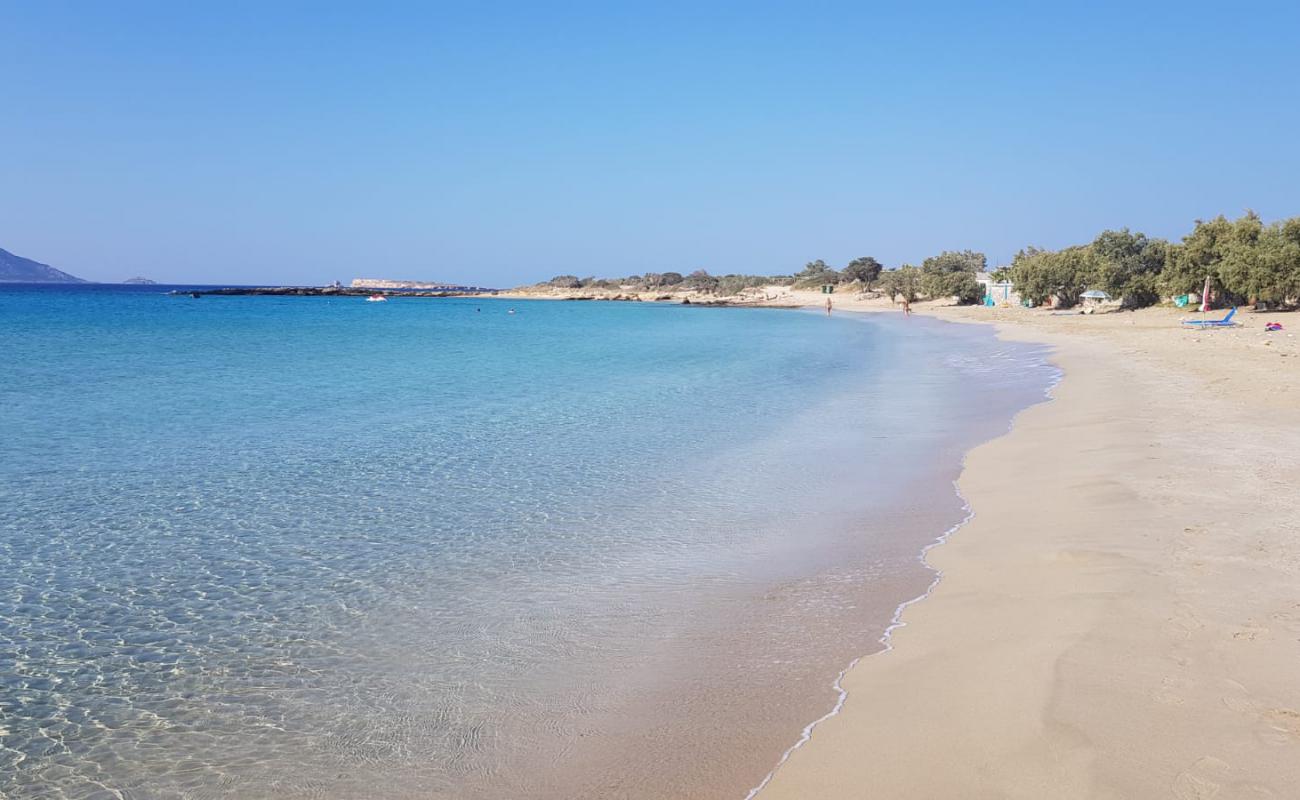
[825,297,832,315]
[902,297,912,316]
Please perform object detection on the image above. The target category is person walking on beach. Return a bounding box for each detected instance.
[902,298,912,316]
[825,297,832,316]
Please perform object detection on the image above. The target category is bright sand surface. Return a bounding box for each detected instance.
[753,294,1300,799]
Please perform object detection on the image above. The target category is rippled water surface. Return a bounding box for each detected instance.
[0,285,1054,799]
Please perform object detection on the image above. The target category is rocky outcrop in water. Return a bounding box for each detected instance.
[177,286,499,298]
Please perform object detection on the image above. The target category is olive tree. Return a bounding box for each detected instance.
[921,250,986,304]
[878,265,923,303]
[842,256,883,286]
[1091,229,1168,308]
[1008,246,1094,308]
[683,269,720,292]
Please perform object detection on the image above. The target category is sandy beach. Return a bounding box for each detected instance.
[9,5,1297,797]
[747,293,1300,799]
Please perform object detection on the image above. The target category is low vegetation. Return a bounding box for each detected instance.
[544,270,793,294]
[537,253,987,305]
[534,211,1300,308]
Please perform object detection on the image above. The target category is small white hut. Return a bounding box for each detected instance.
[976,271,1019,306]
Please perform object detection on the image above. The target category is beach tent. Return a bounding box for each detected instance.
[1080,290,1111,300]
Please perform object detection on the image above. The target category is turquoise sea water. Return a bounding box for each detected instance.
[0,285,1054,799]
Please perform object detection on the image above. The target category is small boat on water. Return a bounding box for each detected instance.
[366,294,387,302]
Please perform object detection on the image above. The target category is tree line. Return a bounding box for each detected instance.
[541,211,1300,308]
[542,251,986,303]
[1009,212,1300,308]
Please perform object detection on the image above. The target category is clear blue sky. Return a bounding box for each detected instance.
[3,1,1298,286]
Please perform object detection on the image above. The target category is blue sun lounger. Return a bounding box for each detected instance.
[1181,307,1238,327]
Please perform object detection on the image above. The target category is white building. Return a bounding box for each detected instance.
[976,271,1020,306]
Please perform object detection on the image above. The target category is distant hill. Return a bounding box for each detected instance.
[0,247,86,283]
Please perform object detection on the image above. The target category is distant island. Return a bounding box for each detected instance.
[352,278,461,289]
[0,246,86,283]
[123,277,157,285]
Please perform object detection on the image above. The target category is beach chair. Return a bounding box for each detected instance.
[1181,307,1238,328]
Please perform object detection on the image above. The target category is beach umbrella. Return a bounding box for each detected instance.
[1080,290,1110,300]
[1200,275,1211,313]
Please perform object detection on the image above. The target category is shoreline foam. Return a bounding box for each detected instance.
[743,487,976,800]
[746,327,1062,799]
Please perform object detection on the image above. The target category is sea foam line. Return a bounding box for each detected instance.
[743,355,1062,800]
[741,489,973,800]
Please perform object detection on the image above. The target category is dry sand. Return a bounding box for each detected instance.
[750,294,1300,799]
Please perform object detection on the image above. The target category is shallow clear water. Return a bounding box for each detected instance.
[0,285,1054,799]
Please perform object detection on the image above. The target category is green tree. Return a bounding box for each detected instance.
[1162,212,1290,305]
[1052,246,1098,308]
[548,275,582,289]
[1218,213,1266,302]
[879,265,923,303]
[1162,215,1233,298]
[797,259,833,278]
[1009,246,1095,308]
[683,269,720,292]
[793,259,841,288]
[1245,217,1300,304]
[921,249,986,304]
[842,256,883,286]
[1008,247,1054,306]
[1091,229,1168,308]
[922,250,986,274]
